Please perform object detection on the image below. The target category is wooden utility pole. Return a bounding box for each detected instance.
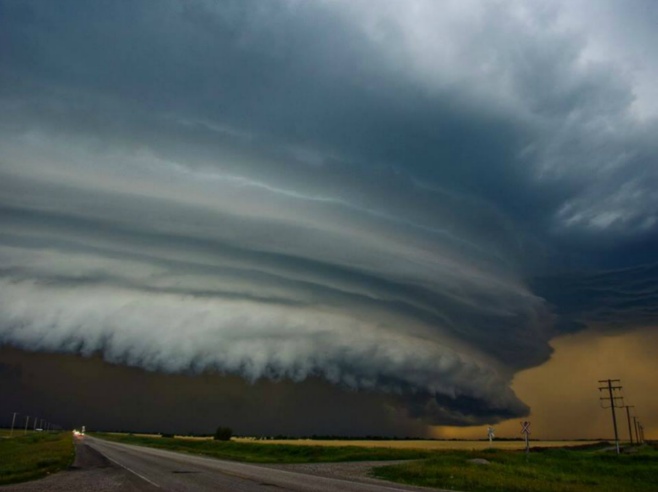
[624,406,635,445]
[599,379,623,454]
[10,412,18,437]
[633,416,640,444]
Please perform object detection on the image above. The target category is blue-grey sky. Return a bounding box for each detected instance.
[1,0,657,432]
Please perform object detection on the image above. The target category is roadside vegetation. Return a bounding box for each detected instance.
[373,443,658,492]
[92,432,432,463]
[0,431,74,485]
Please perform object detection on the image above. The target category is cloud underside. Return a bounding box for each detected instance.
[1,0,658,426]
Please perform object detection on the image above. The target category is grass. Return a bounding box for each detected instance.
[372,444,658,492]
[92,432,433,463]
[0,431,74,485]
[233,438,600,450]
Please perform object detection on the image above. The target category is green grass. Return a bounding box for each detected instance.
[0,431,74,485]
[92,433,433,463]
[372,444,658,492]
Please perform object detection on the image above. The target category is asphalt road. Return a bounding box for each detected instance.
[79,436,433,492]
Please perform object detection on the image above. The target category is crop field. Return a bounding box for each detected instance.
[109,433,601,450]
[234,438,601,450]
[99,432,603,450]
[93,432,434,463]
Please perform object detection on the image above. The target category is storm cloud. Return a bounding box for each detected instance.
[1,0,657,429]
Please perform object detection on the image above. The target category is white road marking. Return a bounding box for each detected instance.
[103,453,162,488]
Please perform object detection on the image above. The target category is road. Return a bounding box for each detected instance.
[56,436,435,492]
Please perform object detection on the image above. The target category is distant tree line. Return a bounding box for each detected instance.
[214,426,233,441]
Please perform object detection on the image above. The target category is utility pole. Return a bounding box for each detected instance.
[10,412,18,437]
[33,417,37,430]
[599,379,623,454]
[633,417,640,444]
[24,416,30,435]
[624,406,635,445]
[639,424,645,443]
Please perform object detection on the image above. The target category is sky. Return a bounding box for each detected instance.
[1,0,657,438]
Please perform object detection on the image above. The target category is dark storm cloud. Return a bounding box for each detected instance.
[534,262,658,331]
[0,346,431,436]
[1,0,657,429]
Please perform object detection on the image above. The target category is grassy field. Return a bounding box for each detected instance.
[112,433,600,450]
[233,438,600,450]
[92,433,433,463]
[373,443,658,492]
[0,431,74,485]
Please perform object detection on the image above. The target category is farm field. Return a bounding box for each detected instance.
[106,432,602,450]
[234,438,601,450]
[93,432,434,463]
